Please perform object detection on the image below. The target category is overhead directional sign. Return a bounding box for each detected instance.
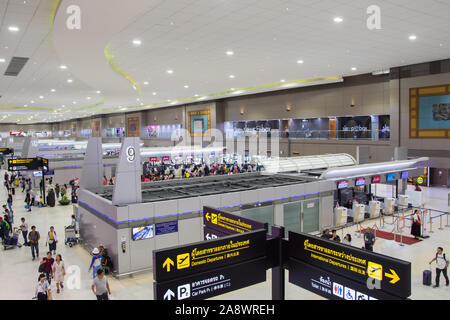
[154,258,266,300]
[8,157,49,172]
[203,206,268,236]
[203,226,230,241]
[153,229,267,283]
[288,259,403,300]
[0,148,14,155]
[287,231,411,298]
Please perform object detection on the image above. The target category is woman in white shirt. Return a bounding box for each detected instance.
[52,254,66,294]
[35,274,51,300]
[342,234,352,246]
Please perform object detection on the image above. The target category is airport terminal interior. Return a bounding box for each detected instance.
[0,0,450,301]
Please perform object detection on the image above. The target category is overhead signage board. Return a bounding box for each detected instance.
[371,176,381,184]
[8,157,49,172]
[203,226,230,241]
[355,178,366,186]
[287,231,411,298]
[153,229,267,283]
[386,173,397,182]
[150,157,158,162]
[162,156,170,161]
[155,221,178,236]
[401,171,409,179]
[154,258,266,300]
[203,206,268,236]
[337,180,349,189]
[0,148,13,155]
[288,259,403,300]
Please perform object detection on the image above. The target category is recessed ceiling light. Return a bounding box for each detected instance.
[50,89,56,92]
[72,101,77,104]
[60,65,67,69]
[184,85,189,88]
[30,100,35,104]
[24,104,28,107]
[226,51,234,56]
[229,75,235,79]
[167,70,174,74]
[280,79,285,83]
[230,88,235,90]
[143,81,149,85]
[39,95,44,99]
[132,39,142,46]
[351,67,357,71]
[334,17,343,23]
[297,60,304,64]
[409,35,417,41]
[87,97,91,100]
[0,58,5,63]
[152,92,157,95]
[67,79,73,83]
[8,26,19,32]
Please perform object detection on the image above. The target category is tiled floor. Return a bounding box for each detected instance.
[0,172,449,300]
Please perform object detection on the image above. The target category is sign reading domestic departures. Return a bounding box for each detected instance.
[153,229,267,283]
[203,206,268,237]
[8,157,48,172]
[288,231,411,298]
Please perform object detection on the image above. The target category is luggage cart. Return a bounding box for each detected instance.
[4,228,22,250]
[64,226,78,247]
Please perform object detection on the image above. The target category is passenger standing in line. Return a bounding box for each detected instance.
[52,254,65,294]
[330,229,341,242]
[46,226,58,255]
[88,248,103,279]
[429,247,449,288]
[19,217,28,246]
[28,226,40,261]
[411,209,422,240]
[92,269,111,300]
[364,227,376,252]
[40,252,54,285]
[342,234,352,246]
[35,274,51,301]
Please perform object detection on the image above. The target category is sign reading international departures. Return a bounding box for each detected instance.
[153,229,267,283]
[288,231,411,298]
[8,157,49,172]
[203,206,268,236]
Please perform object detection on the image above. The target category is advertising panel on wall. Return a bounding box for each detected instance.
[188,110,210,137]
[91,121,101,137]
[127,117,140,137]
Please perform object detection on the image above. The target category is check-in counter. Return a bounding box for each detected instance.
[351,203,365,222]
[369,200,381,218]
[384,197,395,214]
[334,207,348,226]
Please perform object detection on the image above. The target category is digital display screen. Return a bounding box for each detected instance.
[401,171,409,179]
[150,157,157,162]
[355,178,366,186]
[132,225,154,241]
[338,180,349,189]
[371,176,381,184]
[162,156,170,161]
[386,173,397,182]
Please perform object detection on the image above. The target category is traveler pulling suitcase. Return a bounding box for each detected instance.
[423,267,432,286]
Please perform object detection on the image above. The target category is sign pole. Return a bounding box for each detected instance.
[42,168,46,205]
[271,226,285,301]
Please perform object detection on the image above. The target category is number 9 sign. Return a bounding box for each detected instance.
[126,146,136,163]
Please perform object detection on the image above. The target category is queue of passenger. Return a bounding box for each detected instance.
[140,162,262,182]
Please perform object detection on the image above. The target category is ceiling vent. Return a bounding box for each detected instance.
[4,57,29,76]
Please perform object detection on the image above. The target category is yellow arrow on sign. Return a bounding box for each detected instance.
[206,212,211,222]
[163,258,174,272]
[385,269,400,284]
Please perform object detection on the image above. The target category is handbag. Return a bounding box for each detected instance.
[38,263,46,273]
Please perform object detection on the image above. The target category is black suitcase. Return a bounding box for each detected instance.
[11,188,15,195]
[423,269,432,286]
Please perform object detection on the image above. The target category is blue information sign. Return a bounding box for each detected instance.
[155,221,178,236]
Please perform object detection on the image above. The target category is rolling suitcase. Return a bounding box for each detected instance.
[423,268,432,286]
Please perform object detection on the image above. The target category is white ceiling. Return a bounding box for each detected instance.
[0,0,450,124]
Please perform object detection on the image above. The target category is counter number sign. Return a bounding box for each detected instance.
[126,146,136,163]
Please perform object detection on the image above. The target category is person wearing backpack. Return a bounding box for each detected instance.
[0,217,10,241]
[429,247,449,288]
